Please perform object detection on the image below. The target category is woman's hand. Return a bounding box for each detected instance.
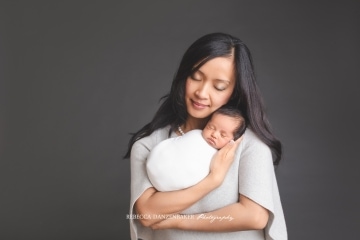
[208,137,243,186]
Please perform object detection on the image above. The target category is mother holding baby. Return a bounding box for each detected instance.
[124,33,287,240]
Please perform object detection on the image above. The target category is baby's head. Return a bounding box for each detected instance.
[202,106,246,149]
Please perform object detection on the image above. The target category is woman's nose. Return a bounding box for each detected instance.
[195,83,209,99]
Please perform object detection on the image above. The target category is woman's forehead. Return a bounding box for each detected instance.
[197,56,235,82]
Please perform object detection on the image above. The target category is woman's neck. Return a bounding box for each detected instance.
[182,116,208,133]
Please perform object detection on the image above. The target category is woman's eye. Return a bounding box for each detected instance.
[215,85,227,91]
[190,73,201,81]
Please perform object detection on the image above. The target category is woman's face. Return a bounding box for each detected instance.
[185,56,236,120]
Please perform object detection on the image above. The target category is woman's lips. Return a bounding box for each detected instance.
[191,100,208,110]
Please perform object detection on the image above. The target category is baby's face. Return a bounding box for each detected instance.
[202,113,238,149]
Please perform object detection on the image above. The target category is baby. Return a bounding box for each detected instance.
[146,105,246,192]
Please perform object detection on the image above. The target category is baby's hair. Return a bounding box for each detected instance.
[212,105,247,140]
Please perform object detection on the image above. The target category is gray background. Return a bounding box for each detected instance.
[1,1,359,239]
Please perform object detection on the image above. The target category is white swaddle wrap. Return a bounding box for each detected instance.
[146,129,217,191]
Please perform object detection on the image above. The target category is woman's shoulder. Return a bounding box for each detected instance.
[238,128,274,172]
[243,128,267,145]
[241,128,271,156]
[132,125,172,152]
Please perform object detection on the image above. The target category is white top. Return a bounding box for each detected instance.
[130,126,287,240]
[146,129,217,191]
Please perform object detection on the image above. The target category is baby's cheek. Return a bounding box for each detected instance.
[202,130,209,139]
[218,139,226,148]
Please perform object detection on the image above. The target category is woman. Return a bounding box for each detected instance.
[124,33,287,240]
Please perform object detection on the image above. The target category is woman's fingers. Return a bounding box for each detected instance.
[209,135,244,185]
[227,136,243,150]
[235,135,243,145]
[220,136,243,158]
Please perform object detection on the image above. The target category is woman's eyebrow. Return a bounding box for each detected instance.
[197,69,205,76]
[197,69,230,83]
[215,79,230,84]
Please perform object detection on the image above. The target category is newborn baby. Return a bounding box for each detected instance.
[146,106,246,191]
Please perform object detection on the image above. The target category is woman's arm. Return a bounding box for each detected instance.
[151,194,269,231]
[149,131,276,232]
[135,138,242,227]
[135,175,218,227]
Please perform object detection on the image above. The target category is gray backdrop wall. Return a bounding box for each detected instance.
[1,1,359,239]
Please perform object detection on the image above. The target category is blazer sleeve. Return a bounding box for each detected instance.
[238,130,287,240]
[129,127,170,240]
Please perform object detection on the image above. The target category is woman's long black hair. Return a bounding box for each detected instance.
[124,33,282,165]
